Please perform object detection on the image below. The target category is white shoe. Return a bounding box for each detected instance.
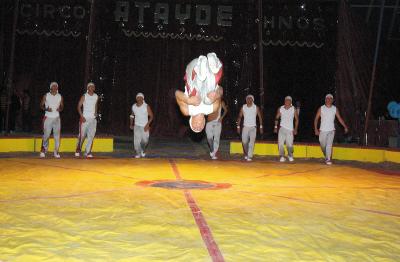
[325,159,332,165]
[246,158,252,162]
[74,152,80,157]
[279,157,286,162]
[141,152,146,158]
[40,152,45,158]
[244,155,248,160]
[85,154,93,158]
[54,153,61,159]
[210,152,214,158]
[135,155,141,159]
[212,155,218,160]
[288,156,294,162]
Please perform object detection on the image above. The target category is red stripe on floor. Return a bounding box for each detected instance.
[169,160,224,262]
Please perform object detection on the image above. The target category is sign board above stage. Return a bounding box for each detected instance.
[17,0,89,37]
[113,1,233,42]
[114,1,232,27]
[262,1,336,48]
[15,0,335,46]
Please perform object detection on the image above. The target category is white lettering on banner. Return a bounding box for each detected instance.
[264,16,326,31]
[20,3,86,19]
[114,1,233,27]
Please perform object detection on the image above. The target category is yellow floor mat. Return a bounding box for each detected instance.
[0,158,399,261]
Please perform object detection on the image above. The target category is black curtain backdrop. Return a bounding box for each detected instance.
[96,0,253,137]
[3,0,399,143]
[335,0,372,143]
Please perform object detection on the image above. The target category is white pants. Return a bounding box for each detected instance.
[76,118,97,155]
[278,127,294,157]
[134,126,149,155]
[242,126,257,158]
[319,130,335,160]
[206,121,222,154]
[41,116,61,153]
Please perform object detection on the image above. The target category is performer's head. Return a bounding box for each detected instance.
[87,82,95,94]
[136,92,144,105]
[49,82,58,95]
[325,94,333,106]
[284,96,292,107]
[246,94,254,106]
[190,114,205,133]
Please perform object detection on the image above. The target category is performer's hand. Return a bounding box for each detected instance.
[81,116,86,123]
[144,124,150,132]
[218,118,223,123]
[273,127,278,134]
[344,127,349,134]
[47,107,52,112]
[206,91,218,104]
[187,95,201,106]
[260,127,264,134]
[314,129,320,136]
[293,129,298,136]
[129,125,134,130]
[236,126,240,134]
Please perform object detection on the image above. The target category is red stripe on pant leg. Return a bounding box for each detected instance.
[56,117,61,153]
[168,160,224,262]
[76,120,83,153]
[88,120,96,154]
[41,116,47,152]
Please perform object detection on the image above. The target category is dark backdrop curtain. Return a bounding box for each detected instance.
[108,38,226,137]
[335,0,373,142]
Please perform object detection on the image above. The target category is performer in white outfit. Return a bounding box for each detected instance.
[129,93,154,158]
[236,95,263,161]
[274,96,299,162]
[176,52,223,132]
[75,82,99,158]
[206,99,228,160]
[40,82,64,158]
[314,94,349,165]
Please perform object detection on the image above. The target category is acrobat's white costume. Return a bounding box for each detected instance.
[183,53,223,128]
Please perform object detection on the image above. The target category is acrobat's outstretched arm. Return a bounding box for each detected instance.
[175,90,202,116]
[175,90,189,116]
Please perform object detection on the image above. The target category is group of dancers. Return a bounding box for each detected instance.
[174,52,348,164]
[40,52,348,165]
[40,82,98,158]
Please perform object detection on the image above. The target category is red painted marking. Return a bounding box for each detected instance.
[0,187,135,203]
[169,160,224,262]
[135,180,231,190]
[265,193,400,218]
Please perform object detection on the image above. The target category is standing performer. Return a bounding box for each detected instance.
[236,95,263,161]
[176,52,223,132]
[314,94,349,165]
[75,82,99,158]
[40,82,64,158]
[129,93,154,158]
[206,99,228,160]
[274,96,299,162]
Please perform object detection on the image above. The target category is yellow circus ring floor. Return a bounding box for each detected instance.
[1,138,400,261]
